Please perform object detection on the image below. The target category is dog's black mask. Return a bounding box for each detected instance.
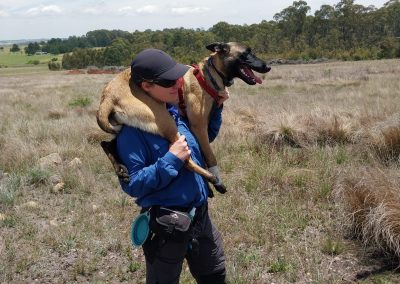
[207,42,271,86]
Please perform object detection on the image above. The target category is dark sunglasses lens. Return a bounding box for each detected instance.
[156,79,177,88]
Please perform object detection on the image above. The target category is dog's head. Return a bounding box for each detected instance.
[206,42,271,86]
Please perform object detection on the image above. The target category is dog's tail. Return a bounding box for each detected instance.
[96,89,122,134]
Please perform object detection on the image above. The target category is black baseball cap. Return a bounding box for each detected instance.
[131,49,189,84]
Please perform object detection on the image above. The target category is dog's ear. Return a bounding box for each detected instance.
[206,43,229,53]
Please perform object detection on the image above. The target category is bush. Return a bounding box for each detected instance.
[378,37,399,59]
[48,61,61,71]
[27,60,40,65]
[27,168,51,185]
[350,48,377,61]
[10,44,20,52]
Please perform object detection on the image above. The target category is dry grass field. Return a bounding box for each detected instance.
[1,59,400,283]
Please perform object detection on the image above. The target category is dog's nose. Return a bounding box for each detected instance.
[260,62,271,73]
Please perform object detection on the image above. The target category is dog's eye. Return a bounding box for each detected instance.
[240,52,249,60]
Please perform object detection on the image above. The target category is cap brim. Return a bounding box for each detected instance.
[158,63,190,80]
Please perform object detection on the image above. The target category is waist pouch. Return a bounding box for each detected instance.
[150,207,192,241]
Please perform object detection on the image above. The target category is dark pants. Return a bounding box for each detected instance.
[142,203,226,284]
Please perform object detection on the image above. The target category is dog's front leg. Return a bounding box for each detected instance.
[190,122,227,194]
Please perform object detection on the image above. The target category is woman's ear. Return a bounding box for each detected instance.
[141,81,153,93]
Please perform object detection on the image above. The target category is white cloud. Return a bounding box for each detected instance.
[79,1,109,15]
[117,6,133,15]
[24,5,62,16]
[170,7,209,15]
[0,10,9,17]
[136,5,160,14]
[82,7,102,15]
[42,5,62,13]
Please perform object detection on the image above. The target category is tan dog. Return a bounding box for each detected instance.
[97,42,271,194]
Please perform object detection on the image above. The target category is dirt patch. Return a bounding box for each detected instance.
[65,68,124,75]
[87,69,118,74]
[66,69,85,75]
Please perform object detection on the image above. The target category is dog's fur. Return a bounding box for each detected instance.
[97,42,271,193]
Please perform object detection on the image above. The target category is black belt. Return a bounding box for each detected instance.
[141,202,207,215]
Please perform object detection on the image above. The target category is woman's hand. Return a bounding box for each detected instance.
[169,135,191,161]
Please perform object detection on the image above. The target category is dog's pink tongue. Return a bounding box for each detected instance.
[244,67,263,84]
[254,74,262,84]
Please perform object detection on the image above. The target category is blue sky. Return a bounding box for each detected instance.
[0,0,390,40]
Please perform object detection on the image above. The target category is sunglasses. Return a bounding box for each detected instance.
[145,78,177,88]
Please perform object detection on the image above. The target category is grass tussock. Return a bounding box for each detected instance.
[48,109,67,120]
[258,109,358,148]
[334,168,400,257]
[373,126,400,164]
[310,112,356,146]
[357,114,400,164]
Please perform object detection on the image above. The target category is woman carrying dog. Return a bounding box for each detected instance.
[116,49,228,284]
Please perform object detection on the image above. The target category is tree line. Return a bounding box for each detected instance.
[24,0,400,69]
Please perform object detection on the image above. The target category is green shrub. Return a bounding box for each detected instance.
[48,61,61,71]
[378,37,399,59]
[27,168,50,185]
[0,173,22,206]
[286,50,301,60]
[307,47,323,59]
[350,48,377,61]
[27,60,40,65]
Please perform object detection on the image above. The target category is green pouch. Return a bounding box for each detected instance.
[131,211,150,247]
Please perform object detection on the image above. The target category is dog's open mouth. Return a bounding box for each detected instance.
[239,65,262,84]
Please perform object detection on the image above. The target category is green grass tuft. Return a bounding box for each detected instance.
[321,237,345,255]
[27,167,51,185]
[68,97,92,108]
[0,173,22,206]
[268,256,293,273]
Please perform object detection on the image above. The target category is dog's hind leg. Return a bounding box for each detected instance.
[185,158,217,184]
[100,139,130,183]
[165,132,218,185]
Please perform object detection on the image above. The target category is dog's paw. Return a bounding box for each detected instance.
[213,183,227,194]
[116,164,130,183]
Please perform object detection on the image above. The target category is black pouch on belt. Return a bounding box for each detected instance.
[150,207,192,241]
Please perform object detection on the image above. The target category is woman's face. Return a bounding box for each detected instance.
[141,80,179,104]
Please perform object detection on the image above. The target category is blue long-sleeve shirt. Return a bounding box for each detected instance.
[116,104,222,208]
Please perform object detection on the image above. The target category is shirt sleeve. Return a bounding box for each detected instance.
[207,104,223,143]
[116,127,185,198]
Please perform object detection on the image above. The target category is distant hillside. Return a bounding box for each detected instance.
[0,39,50,46]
